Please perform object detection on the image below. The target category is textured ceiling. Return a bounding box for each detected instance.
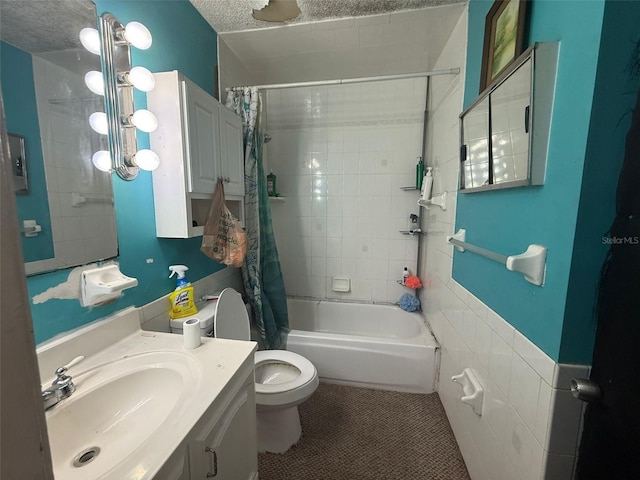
[189,0,466,32]
[0,0,96,53]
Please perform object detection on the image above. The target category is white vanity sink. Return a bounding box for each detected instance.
[46,352,200,478]
[37,307,257,480]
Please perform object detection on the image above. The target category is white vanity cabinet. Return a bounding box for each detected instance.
[148,71,244,238]
[154,353,258,480]
[188,365,258,480]
[37,308,258,480]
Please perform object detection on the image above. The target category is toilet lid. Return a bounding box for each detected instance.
[254,350,317,394]
[213,288,250,341]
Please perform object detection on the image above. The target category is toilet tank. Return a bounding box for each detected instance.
[169,300,217,336]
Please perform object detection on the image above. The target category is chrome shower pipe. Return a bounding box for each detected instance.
[416,75,430,281]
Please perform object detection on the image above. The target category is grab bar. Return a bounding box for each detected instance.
[447,229,547,286]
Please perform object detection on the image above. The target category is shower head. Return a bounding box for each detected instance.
[264,133,272,143]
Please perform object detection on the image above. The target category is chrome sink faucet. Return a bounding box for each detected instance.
[42,356,84,410]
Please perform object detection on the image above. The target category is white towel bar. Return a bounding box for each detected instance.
[447,229,547,286]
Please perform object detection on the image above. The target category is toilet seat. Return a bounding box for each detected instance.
[213,288,251,341]
[255,350,318,407]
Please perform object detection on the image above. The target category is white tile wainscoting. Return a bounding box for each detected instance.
[426,280,588,480]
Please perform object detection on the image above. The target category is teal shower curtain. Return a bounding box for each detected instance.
[225,87,289,349]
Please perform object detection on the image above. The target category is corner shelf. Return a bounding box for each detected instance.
[418,192,447,211]
[396,279,422,289]
[399,229,425,236]
[400,186,419,191]
[268,196,286,202]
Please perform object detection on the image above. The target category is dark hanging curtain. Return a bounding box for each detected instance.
[575,47,640,479]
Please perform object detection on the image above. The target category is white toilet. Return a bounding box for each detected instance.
[170,287,319,453]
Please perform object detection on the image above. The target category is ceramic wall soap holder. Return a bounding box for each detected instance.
[451,367,484,416]
[81,264,138,306]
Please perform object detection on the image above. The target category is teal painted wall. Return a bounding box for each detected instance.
[1,42,54,262]
[27,0,223,344]
[455,0,606,363]
[561,1,640,362]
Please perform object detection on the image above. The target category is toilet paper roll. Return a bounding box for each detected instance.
[183,318,201,350]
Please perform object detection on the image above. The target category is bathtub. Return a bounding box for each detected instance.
[285,299,438,394]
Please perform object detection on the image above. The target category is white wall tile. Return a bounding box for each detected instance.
[543,453,576,480]
[527,440,544,480]
[483,376,511,448]
[534,379,553,446]
[489,330,513,396]
[553,363,590,390]
[504,404,539,479]
[514,331,556,387]
[473,318,492,369]
[486,308,516,347]
[545,388,583,455]
[267,76,426,303]
[508,353,541,432]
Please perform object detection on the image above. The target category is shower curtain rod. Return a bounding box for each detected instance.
[226,68,460,92]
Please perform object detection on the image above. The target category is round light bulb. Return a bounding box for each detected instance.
[79,28,101,55]
[131,110,158,133]
[134,149,160,171]
[92,151,112,172]
[124,21,152,50]
[89,112,108,135]
[84,71,104,96]
[128,66,155,92]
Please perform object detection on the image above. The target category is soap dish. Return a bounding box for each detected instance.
[332,276,350,292]
[81,264,138,306]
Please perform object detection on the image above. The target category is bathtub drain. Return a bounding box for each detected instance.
[72,447,100,467]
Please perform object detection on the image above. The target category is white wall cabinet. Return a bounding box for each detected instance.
[218,105,245,197]
[184,79,221,195]
[148,71,244,238]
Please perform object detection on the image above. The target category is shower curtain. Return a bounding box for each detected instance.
[225,87,289,349]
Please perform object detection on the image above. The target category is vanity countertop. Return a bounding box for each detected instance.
[37,307,256,480]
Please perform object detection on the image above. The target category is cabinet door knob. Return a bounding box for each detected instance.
[205,446,218,477]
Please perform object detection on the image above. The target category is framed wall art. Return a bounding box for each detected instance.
[479,0,529,92]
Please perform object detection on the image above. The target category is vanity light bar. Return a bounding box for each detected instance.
[82,13,159,180]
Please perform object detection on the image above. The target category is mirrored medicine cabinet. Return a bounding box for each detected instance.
[459,42,559,193]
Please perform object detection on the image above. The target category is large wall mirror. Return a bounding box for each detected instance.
[1,0,118,275]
